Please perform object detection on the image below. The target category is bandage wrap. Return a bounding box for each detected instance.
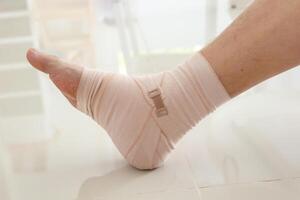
[76,53,230,170]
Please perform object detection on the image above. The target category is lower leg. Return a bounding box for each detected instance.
[202,0,300,97]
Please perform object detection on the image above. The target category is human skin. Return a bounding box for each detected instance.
[27,0,300,103]
[202,0,300,97]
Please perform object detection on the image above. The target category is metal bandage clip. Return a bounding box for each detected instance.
[148,88,168,117]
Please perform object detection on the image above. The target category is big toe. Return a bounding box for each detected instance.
[27,48,84,105]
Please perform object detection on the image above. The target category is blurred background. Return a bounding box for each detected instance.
[1,0,300,200]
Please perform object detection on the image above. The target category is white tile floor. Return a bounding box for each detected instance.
[1,84,300,200]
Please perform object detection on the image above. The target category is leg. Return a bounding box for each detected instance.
[26,0,300,170]
[202,0,300,97]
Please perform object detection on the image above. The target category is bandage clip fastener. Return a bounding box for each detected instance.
[148,88,168,117]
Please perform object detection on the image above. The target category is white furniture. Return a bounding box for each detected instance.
[0,122,12,200]
[32,0,97,67]
[0,0,50,171]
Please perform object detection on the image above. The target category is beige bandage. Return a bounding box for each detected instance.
[76,53,230,170]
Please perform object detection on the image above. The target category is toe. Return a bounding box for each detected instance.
[26,48,61,74]
[27,48,84,105]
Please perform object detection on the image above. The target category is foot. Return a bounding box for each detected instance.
[27,48,230,170]
[26,48,83,107]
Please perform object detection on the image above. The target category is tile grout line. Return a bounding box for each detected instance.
[184,153,204,200]
[196,176,300,190]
